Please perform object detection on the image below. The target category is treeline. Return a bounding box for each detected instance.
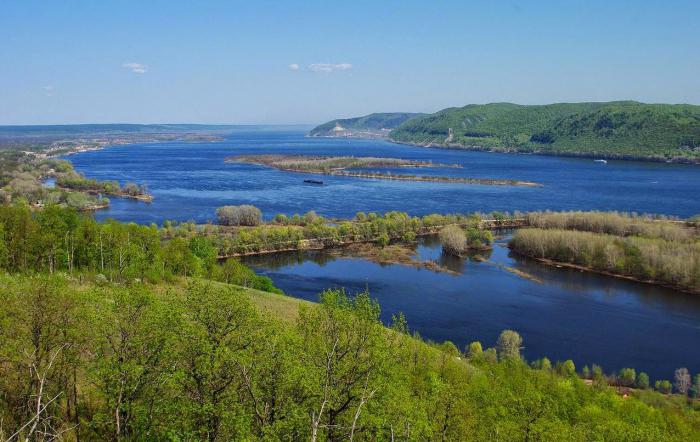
[56,172,150,198]
[509,228,700,292]
[196,210,488,256]
[1,275,698,441]
[525,210,691,241]
[389,101,700,163]
[0,204,279,292]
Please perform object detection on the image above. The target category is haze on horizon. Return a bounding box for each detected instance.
[1,0,699,126]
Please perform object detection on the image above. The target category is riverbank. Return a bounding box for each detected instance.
[508,223,700,294]
[510,251,700,295]
[386,138,700,165]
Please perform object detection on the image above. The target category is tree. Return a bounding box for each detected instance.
[655,380,673,394]
[674,368,691,395]
[636,372,650,390]
[690,374,700,398]
[557,360,576,377]
[618,368,636,387]
[298,289,391,441]
[177,281,261,441]
[92,285,175,439]
[466,341,483,359]
[496,330,522,360]
[216,205,262,226]
[581,365,591,379]
[439,225,465,256]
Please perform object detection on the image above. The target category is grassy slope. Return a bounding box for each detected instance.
[309,112,424,136]
[389,101,700,162]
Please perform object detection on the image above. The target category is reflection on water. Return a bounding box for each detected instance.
[242,235,700,381]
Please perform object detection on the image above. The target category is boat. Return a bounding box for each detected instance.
[303,179,324,185]
[593,159,608,164]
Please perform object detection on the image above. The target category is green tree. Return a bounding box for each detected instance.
[496,330,522,360]
[466,341,483,359]
[637,372,650,390]
[298,289,391,441]
[655,380,673,394]
[176,282,261,441]
[618,368,636,387]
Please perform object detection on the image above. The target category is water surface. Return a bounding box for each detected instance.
[65,129,700,224]
[243,236,700,381]
[66,128,700,380]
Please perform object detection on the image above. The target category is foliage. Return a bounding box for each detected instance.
[216,204,263,226]
[496,330,522,360]
[509,228,700,292]
[0,204,278,292]
[390,101,700,162]
[0,275,699,440]
[309,112,424,136]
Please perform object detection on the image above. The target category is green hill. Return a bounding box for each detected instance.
[389,102,700,162]
[309,112,424,137]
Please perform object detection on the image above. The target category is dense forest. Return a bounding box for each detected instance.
[390,102,700,162]
[310,102,700,162]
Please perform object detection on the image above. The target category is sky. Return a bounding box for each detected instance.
[1,0,699,125]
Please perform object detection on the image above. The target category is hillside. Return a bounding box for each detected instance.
[308,112,424,138]
[389,101,700,162]
[3,274,700,440]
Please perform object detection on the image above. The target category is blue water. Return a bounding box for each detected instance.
[243,236,700,381]
[66,128,700,380]
[65,129,700,224]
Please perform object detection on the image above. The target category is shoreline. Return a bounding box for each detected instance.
[304,133,700,165]
[509,250,699,295]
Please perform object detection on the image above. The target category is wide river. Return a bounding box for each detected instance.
[68,128,700,380]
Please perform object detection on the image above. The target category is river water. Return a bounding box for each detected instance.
[66,128,700,380]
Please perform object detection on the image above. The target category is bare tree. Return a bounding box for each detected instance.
[6,344,73,442]
[675,368,691,395]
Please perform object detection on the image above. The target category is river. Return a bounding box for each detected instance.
[66,128,700,380]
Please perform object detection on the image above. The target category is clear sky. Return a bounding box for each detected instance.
[1,0,699,125]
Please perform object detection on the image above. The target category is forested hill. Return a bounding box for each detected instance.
[308,112,424,137]
[389,101,700,162]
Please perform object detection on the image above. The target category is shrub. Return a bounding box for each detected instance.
[439,225,466,255]
[496,330,522,360]
[216,205,262,226]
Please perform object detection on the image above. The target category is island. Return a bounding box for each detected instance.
[226,154,542,187]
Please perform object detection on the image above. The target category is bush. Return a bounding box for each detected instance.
[655,380,673,394]
[619,368,636,387]
[216,205,263,226]
[439,225,466,255]
[496,330,522,360]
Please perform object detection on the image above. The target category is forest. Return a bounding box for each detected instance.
[386,102,700,162]
[2,273,700,440]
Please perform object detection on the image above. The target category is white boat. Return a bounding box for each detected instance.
[593,159,608,164]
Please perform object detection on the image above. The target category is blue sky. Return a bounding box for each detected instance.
[1,0,699,125]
